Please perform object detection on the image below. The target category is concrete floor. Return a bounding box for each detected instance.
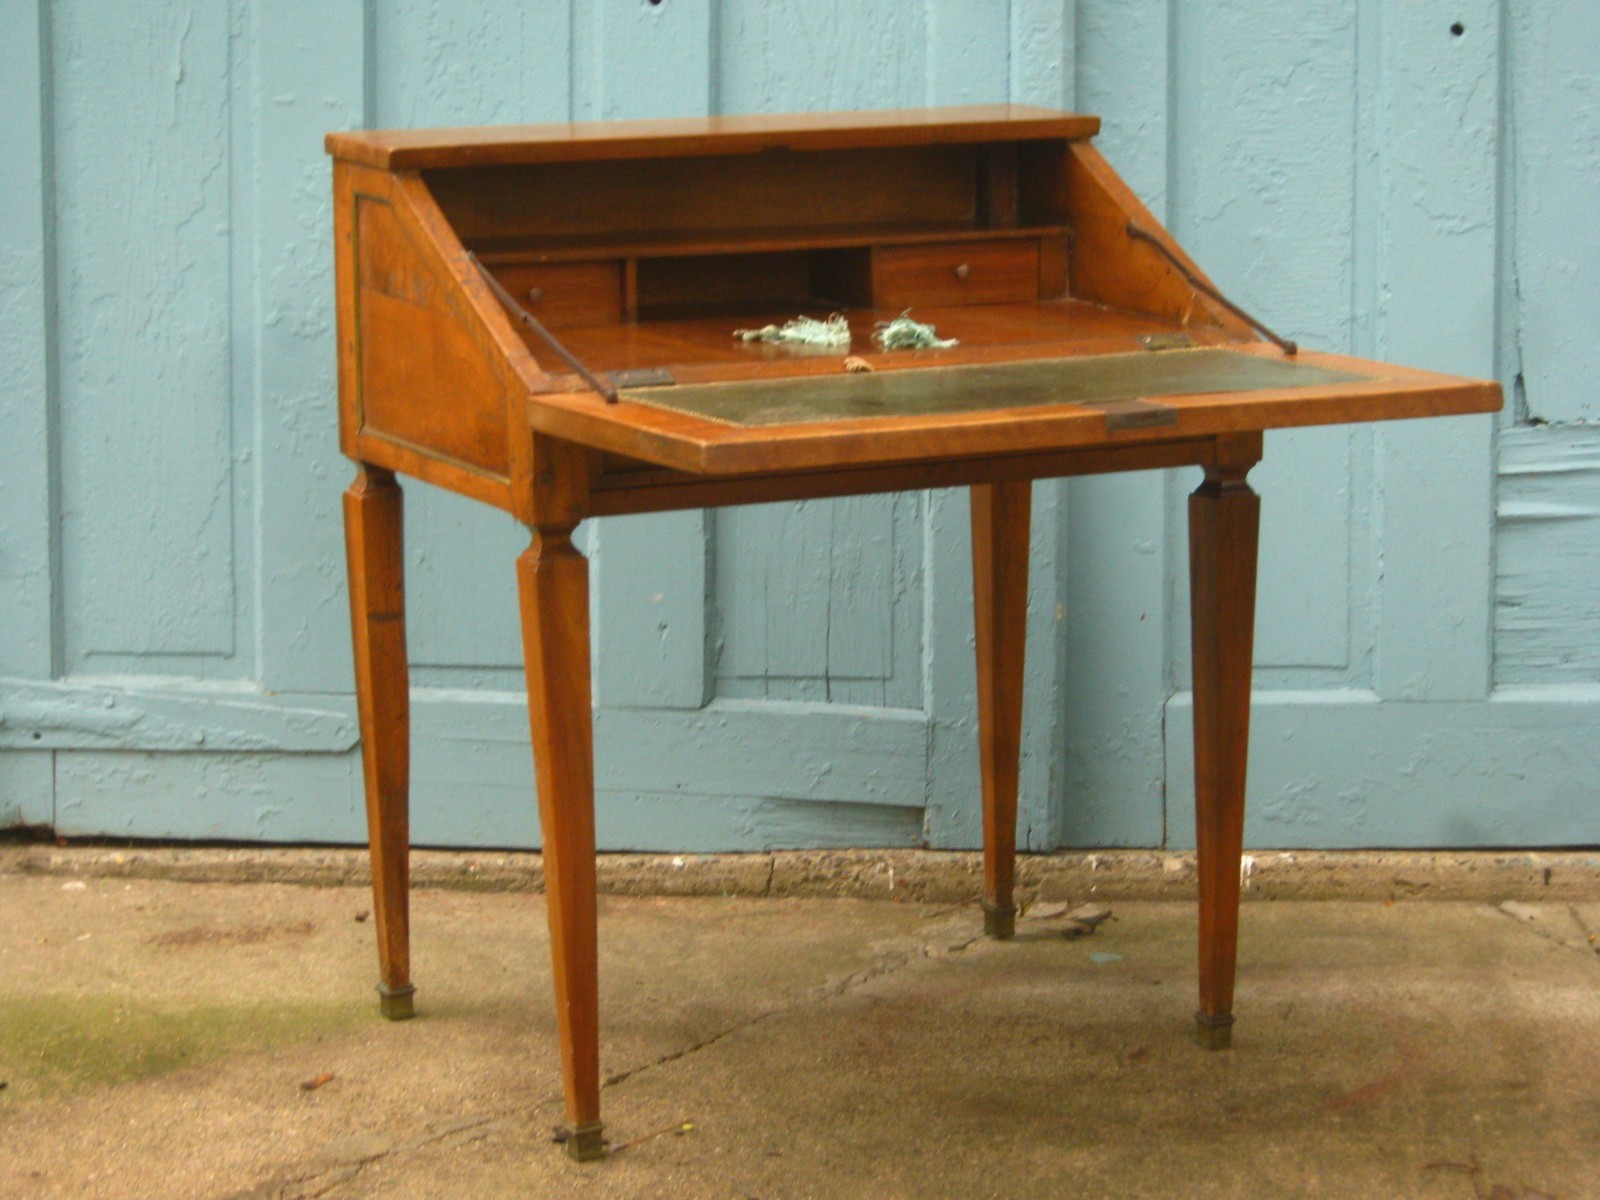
[2,870,1598,1199]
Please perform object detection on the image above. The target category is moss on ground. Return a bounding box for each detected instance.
[0,993,366,1102]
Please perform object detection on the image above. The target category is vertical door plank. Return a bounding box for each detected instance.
[369,1,571,690]
[711,504,770,699]
[586,0,714,710]
[52,0,238,672]
[719,0,927,718]
[884,491,927,711]
[582,1,713,120]
[402,496,523,687]
[1064,0,1171,848]
[1060,471,1169,846]
[595,511,709,709]
[0,0,59,682]
[712,496,918,708]
[1169,3,1360,677]
[1373,0,1497,701]
[256,3,369,691]
[759,502,834,695]
[1008,0,1076,109]
[716,2,928,113]
[1077,0,1168,206]
[929,0,1009,105]
[1495,429,1600,686]
[371,1,570,128]
[925,487,981,846]
[1505,8,1600,425]
[924,1,1074,849]
[826,494,896,702]
[1249,431,1353,669]
[1009,0,1079,850]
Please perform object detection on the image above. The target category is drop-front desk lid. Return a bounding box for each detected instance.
[521,337,1500,476]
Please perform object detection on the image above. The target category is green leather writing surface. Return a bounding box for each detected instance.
[623,348,1368,427]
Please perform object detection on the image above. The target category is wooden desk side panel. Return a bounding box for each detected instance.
[336,162,538,510]
[1065,142,1256,339]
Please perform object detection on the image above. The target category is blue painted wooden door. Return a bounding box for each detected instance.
[3,2,1596,850]
[359,1,1076,852]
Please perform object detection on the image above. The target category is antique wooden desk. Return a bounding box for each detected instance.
[326,106,1499,1160]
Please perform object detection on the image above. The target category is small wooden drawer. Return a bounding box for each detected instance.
[487,260,623,328]
[872,238,1040,308]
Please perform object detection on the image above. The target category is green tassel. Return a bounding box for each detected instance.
[734,313,852,347]
[873,311,958,350]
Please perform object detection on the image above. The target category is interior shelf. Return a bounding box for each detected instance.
[469,222,1069,265]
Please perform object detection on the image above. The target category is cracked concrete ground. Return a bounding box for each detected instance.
[3,872,1599,1198]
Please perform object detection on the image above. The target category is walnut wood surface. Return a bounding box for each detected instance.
[343,466,412,1014]
[335,159,550,515]
[873,238,1042,308]
[432,145,985,246]
[972,481,1032,939]
[338,162,521,484]
[1187,435,1263,1048]
[327,104,1101,169]
[329,105,1505,1154]
[518,524,601,1151]
[533,299,1204,377]
[1065,141,1254,337]
[586,438,1218,518]
[523,345,1500,477]
[471,221,1069,266]
[490,260,624,328]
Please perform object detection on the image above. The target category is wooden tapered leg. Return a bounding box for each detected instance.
[1187,453,1261,1050]
[343,465,415,1020]
[971,482,1031,940]
[518,524,603,1162]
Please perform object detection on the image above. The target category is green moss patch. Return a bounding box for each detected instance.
[0,993,365,1102]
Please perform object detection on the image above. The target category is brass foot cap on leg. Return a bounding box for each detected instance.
[561,1122,606,1162]
[982,902,1016,941]
[1193,1011,1234,1051]
[377,982,416,1021]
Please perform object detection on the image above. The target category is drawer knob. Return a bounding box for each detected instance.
[953,263,971,281]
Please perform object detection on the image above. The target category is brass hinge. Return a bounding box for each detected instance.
[1138,332,1194,352]
[610,367,675,390]
[1097,398,1179,431]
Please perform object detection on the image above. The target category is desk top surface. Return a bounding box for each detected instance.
[327,105,1100,170]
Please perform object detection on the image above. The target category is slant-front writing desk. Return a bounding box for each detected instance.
[326,106,1500,1160]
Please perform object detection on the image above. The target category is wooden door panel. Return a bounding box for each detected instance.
[53,0,239,674]
[711,494,921,708]
[404,486,525,686]
[16,0,1555,857]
